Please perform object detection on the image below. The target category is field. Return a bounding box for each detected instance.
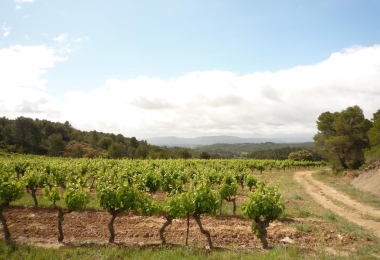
[1,155,379,259]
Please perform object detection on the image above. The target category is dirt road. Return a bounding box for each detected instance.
[294,171,380,238]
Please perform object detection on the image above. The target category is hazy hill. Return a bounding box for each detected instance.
[146,135,313,147]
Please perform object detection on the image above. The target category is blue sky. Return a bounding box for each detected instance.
[1,0,380,140]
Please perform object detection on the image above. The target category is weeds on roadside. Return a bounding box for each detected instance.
[296,224,312,233]
[326,211,338,222]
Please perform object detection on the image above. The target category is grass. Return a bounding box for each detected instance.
[296,210,316,218]
[294,193,304,200]
[296,224,312,233]
[0,240,304,260]
[2,239,379,260]
[219,201,243,216]
[11,192,102,210]
[325,211,338,222]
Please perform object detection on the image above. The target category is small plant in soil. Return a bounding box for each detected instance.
[234,171,246,189]
[43,182,90,242]
[160,179,218,249]
[160,191,194,245]
[23,166,46,207]
[241,181,285,249]
[96,171,159,243]
[219,174,238,215]
[326,211,338,222]
[14,161,30,180]
[0,167,25,240]
[96,177,138,243]
[296,224,312,232]
[245,174,257,191]
[189,179,219,249]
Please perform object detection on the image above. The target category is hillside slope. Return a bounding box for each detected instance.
[146,135,313,146]
[352,161,380,196]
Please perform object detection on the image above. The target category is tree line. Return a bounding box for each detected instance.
[247,146,322,161]
[192,142,317,159]
[0,117,239,159]
[0,116,322,160]
[0,116,169,159]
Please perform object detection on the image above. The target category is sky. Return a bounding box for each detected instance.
[1,0,380,140]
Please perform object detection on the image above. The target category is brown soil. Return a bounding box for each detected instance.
[294,170,380,238]
[1,204,371,253]
[352,162,380,197]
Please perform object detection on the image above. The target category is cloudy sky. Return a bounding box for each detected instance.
[1,1,380,140]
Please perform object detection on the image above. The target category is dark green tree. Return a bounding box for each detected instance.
[98,137,114,150]
[55,123,70,142]
[178,149,192,159]
[314,106,371,169]
[127,146,136,159]
[108,142,123,159]
[199,151,211,159]
[70,145,86,158]
[115,134,125,144]
[130,137,139,149]
[43,123,57,138]
[47,134,66,156]
[0,125,3,143]
[11,117,42,153]
[69,130,84,141]
[135,143,149,159]
[86,130,99,145]
[288,150,313,161]
[364,109,380,163]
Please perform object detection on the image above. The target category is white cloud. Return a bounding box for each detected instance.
[0,45,65,120]
[1,44,380,139]
[1,23,10,37]
[0,45,65,89]
[60,45,380,138]
[53,33,69,43]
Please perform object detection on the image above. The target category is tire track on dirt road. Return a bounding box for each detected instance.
[294,171,380,238]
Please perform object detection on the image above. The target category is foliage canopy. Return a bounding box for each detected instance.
[313,105,372,169]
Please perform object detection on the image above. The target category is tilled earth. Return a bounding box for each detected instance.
[1,205,370,253]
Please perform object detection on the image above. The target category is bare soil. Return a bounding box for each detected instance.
[352,162,380,197]
[294,170,380,238]
[3,206,293,249]
[0,205,371,253]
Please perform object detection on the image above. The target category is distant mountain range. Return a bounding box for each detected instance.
[146,135,313,147]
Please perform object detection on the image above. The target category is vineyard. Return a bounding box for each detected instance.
[0,155,323,245]
[2,155,379,259]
